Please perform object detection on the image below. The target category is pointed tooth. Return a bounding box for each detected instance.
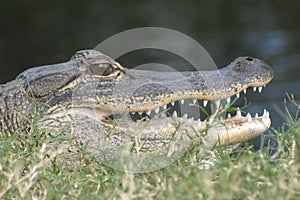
[168,123,172,128]
[193,99,197,104]
[130,112,135,115]
[232,124,236,128]
[215,100,220,108]
[153,115,159,119]
[163,105,167,109]
[226,97,231,104]
[236,93,240,98]
[255,113,258,118]
[161,113,166,118]
[146,110,151,115]
[258,87,263,93]
[188,118,193,124]
[243,89,247,94]
[197,120,201,126]
[155,108,160,113]
[263,109,269,117]
[183,114,188,119]
[171,102,175,106]
[228,125,232,129]
[253,87,257,92]
[236,109,241,117]
[227,113,231,118]
[138,112,143,115]
[264,84,266,87]
[219,116,223,120]
[172,111,177,117]
[203,100,208,107]
[180,99,185,104]
[246,113,252,122]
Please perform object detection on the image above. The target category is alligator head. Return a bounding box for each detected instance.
[13,49,273,171]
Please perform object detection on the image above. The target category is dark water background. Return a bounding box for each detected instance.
[0,0,299,131]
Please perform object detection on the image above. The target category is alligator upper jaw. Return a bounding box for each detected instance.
[76,83,269,125]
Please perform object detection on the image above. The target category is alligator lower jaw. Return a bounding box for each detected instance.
[115,108,270,141]
[79,99,271,146]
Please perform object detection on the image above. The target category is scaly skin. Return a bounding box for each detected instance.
[0,50,273,171]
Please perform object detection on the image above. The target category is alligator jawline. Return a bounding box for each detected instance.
[89,102,271,148]
[81,85,269,128]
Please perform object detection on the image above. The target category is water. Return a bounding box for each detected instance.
[0,0,299,130]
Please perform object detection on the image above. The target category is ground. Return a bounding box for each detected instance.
[0,95,299,199]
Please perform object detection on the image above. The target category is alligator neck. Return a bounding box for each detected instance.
[0,80,34,135]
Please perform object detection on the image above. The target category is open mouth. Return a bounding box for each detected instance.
[71,83,271,153]
[89,84,269,127]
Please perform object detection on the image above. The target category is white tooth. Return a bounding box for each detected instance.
[146,110,151,115]
[246,113,252,122]
[180,99,185,104]
[161,113,166,118]
[228,125,232,129]
[215,100,220,108]
[219,116,223,120]
[130,112,135,115]
[258,87,263,93]
[227,113,231,118]
[197,120,201,126]
[243,89,247,94]
[138,112,143,115]
[255,113,258,118]
[253,87,257,92]
[153,115,159,119]
[236,93,240,98]
[183,114,188,119]
[193,99,197,104]
[168,123,172,128]
[171,102,175,106]
[233,124,236,128]
[226,97,231,104]
[263,109,269,117]
[203,100,208,107]
[172,111,177,117]
[188,118,193,124]
[155,108,160,113]
[236,109,241,116]
[163,105,167,109]
[264,84,266,87]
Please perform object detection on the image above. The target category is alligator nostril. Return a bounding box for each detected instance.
[245,57,253,62]
[246,57,253,62]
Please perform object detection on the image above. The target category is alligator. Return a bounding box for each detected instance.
[0,50,273,172]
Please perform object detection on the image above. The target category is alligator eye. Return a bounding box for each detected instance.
[89,64,112,76]
[88,62,124,76]
[102,65,117,76]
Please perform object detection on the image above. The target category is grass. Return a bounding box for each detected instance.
[0,95,299,199]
